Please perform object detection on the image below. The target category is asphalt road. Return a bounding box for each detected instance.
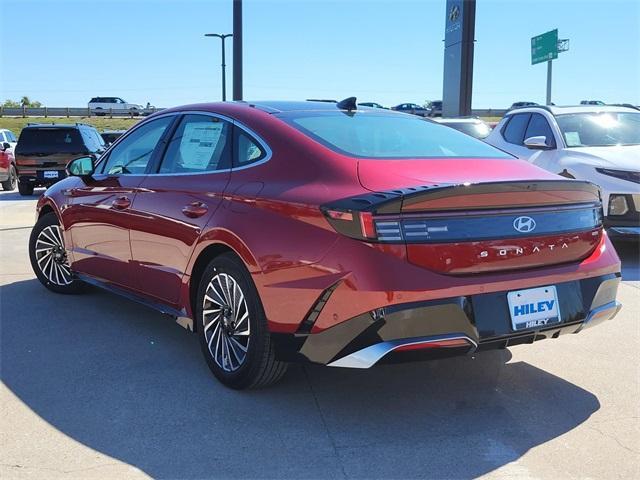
[1,189,638,480]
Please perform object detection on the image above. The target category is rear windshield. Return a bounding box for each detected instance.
[279,111,512,159]
[16,128,88,155]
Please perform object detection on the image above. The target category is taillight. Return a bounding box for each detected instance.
[322,203,602,244]
[359,211,377,239]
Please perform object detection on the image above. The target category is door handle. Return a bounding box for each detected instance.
[111,196,131,210]
[182,201,208,218]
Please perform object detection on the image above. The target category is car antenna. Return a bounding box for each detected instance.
[336,97,357,112]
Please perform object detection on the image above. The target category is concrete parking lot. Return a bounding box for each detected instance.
[1,188,638,480]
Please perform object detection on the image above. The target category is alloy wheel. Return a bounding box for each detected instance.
[34,225,73,286]
[202,272,250,372]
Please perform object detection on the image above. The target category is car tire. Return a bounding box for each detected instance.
[29,212,83,294]
[197,253,288,389]
[1,164,16,190]
[18,181,34,196]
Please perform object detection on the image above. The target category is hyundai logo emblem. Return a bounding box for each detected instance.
[449,5,460,22]
[513,216,536,233]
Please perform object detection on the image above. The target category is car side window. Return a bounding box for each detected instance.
[524,113,556,148]
[235,128,266,167]
[101,116,173,175]
[159,114,231,174]
[502,113,531,144]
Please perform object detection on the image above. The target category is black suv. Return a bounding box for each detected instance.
[15,123,105,195]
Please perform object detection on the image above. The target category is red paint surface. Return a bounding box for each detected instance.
[35,102,620,335]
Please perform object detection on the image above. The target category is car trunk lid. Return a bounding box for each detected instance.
[322,158,603,274]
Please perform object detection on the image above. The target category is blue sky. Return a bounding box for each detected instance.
[1,0,638,108]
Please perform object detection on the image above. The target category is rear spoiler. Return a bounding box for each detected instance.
[323,180,601,215]
[321,180,601,241]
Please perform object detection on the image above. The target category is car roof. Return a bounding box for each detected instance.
[435,117,483,124]
[506,105,638,116]
[231,100,402,115]
[23,123,94,129]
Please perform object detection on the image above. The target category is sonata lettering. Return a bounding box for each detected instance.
[479,243,570,259]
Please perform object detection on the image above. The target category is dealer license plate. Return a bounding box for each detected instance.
[507,285,561,331]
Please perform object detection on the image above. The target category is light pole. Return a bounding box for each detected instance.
[233,0,243,100]
[205,33,232,101]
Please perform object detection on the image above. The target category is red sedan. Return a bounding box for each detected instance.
[29,99,622,389]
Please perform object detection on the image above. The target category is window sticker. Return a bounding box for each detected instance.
[564,131,581,147]
[180,122,223,169]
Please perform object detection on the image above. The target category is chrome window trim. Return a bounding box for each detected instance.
[96,109,273,177]
[148,110,273,176]
[96,112,180,174]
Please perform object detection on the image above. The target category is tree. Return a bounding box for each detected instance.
[2,97,42,108]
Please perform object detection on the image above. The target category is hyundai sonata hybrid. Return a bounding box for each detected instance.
[29,99,622,389]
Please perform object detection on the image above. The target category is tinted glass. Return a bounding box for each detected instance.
[101,116,172,174]
[502,113,531,144]
[235,130,266,166]
[80,128,106,153]
[159,114,231,173]
[280,112,512,159]
[16,128,86,155]
[7,131,16,142]
[444,122,491,139]
[524,114,556,147]
[556,112,640,147]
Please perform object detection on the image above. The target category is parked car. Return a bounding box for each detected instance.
[0,128,18,151]
[15,123,105,195]
[434,117,492,139]
[391,103,431,116]
[0,140,17,191]
[485,105,640,239]
[427,100,442,117]
[100,129,126,145]
[30,100,621,389]
[88,97,144,116]
[509,101,539,110]
[580,100,605,106]
[358,102,385,109]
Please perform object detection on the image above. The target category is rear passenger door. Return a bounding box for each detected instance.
[130,113,232,306]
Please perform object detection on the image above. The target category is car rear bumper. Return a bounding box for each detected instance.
[271,273,621,367]
[604,194,640,238]
[18,172,66,187]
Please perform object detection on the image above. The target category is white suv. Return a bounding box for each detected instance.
[485,105,640,239]
[88,97,143,116]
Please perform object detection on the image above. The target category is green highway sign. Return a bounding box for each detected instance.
[531,29,558,65]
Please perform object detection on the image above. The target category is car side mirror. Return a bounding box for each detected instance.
[524,136,552,150]
[0,142,10,151]
[67,155,96,177]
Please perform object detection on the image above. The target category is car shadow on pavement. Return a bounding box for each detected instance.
[1,278,601,479]
[0,189,44,201]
